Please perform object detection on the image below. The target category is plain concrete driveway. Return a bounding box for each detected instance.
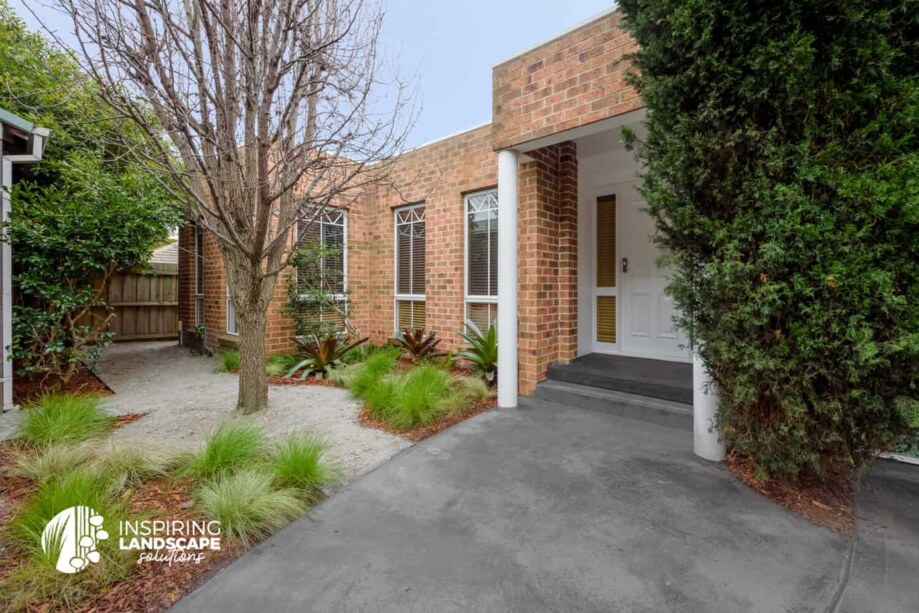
[168,396,912,612]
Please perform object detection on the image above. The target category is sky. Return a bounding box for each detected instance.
[10,0,616,148]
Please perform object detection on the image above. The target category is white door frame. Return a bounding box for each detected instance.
[581,180,691,363]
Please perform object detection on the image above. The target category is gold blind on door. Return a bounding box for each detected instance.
[596,195,616,288]
[596,296,617,343]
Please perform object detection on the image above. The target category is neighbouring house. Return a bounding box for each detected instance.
[177,9,722,457]
[0,107,48,412]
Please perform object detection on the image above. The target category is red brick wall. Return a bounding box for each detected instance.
[177,222,296,355]
[492,10,640,151]
[517,142,578,394]
[349,124,497,351]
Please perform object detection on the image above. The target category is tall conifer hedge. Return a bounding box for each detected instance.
[619,1,918,479]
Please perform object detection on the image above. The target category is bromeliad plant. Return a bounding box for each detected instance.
[285,334,368,380]
[390,328,444,363]
[457,321,498,386]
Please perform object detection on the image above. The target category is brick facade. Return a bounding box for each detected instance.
[492,10,639,150]
[178,9,640,394]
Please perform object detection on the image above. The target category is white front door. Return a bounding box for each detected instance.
[616,182,689,361]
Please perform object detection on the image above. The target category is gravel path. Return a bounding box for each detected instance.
[97,341,410,479]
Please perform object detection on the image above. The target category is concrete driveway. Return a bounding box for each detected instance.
[170,395,919,612]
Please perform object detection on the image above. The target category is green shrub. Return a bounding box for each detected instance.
[195,469,305,548]
[18,394,116,446]
[343,347,400,397]
[269,433,340,501]
[619,0,919,480]
[385,365,453,431]
[216,350,240,373]
[183,422,266,480]
[364,376,398,420]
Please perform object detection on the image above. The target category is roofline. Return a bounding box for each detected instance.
[402,121,491,155]
[0,107,35,133]
[493,7,621,68]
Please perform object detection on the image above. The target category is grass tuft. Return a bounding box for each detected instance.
[269,433,341,501]
[182,422,267,481]
[12,443,96,483]
[384,365,455,432]
[265,354,300,377]
[195,469,305,548]
[18,393,116,446]
[340,347,400,395]
[215,350,241,372]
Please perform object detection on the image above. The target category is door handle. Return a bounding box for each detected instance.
[622,258,629,273]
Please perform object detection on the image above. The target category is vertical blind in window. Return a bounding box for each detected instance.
[465,189,498,331]
[296,207,346,295]
[395,205,425,330]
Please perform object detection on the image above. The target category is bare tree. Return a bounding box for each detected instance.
[53,0,414,413]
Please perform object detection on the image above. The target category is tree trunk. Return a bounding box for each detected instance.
[236,306,268,414]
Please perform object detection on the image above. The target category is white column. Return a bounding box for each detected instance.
[693,350,725,461]
[497,149,519,408]
[1,150,12,412]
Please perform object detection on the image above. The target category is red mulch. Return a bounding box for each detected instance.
[266,375,336,387]
[726,448,854,535]
[13,368,113,405]
[359,396,498,443]
[115,412,150,428]
[78,477,243,613]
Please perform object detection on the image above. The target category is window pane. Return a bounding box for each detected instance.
[397,225,412,295]
[397,300,425,330]
[596,195,616,288]
[467,212,490,296]
[465,190,498,299]
[467,302,495,332]
[411,221,425,295]
[322,222,345,294]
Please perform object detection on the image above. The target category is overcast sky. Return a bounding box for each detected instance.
[10,0,615,147]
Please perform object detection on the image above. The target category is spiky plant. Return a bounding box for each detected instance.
[285,334,368,379]
[390,328,444,363]
[456,321,498,386]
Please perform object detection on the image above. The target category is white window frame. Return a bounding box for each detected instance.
[226,286,238,335]
[464,188,499,328]
[295,207,348,302]
[393,203,426,330]
[193,225,204,327]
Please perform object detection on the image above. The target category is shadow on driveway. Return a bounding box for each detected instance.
[172,398,912,612]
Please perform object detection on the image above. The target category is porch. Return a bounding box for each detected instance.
[495,108,724,460]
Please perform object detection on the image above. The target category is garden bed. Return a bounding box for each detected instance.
[359,396,497,443]
[0,395,342,612]
[13,367,112,405]
[727,449,854,535]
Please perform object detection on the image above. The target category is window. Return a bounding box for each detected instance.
[465,189,498,332]
[295,207,348,334]
[296,207,347,295]
[394,204,425,330]
[226,287,238,335]
[194,226,204,327]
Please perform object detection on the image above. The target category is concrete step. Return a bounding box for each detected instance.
[546,356,692,404]
[533,380,693,431]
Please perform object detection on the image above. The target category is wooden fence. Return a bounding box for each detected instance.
[93,262,178,341]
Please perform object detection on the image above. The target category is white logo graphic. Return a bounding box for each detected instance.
[41,506,108,574]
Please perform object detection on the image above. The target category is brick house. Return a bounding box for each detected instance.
[177,9,723,459]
